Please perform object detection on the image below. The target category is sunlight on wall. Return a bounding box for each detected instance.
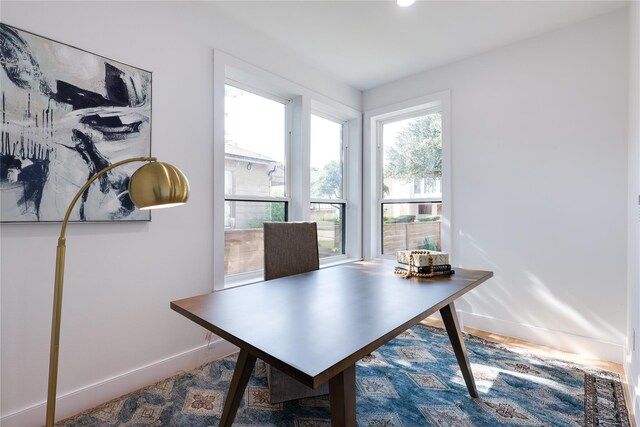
[455,228,625,361]
[526,272,625,344]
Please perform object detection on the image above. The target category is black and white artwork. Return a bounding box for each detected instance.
[0,24,151,222]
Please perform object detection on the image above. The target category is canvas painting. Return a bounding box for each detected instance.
[0,24,152,222]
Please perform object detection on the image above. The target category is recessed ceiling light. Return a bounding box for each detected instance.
[397,0,415,7]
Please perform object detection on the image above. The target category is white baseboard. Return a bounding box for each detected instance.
[1,339,239,427]
[462,311,624,365]
[624,356,640,422]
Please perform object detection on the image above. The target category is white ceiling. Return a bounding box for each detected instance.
[208,0,628,91]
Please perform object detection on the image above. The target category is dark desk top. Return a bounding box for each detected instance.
[171,259,492,388]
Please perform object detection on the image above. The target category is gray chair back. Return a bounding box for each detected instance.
[264,222,319,281]
[262,221,329,403]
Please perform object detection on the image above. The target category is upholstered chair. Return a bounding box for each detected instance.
[263,221,330,403]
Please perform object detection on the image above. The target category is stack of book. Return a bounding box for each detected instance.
[396,250,455,277]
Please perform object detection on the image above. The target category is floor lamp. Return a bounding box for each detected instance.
[45,156,190,427]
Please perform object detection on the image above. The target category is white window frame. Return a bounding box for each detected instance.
[310,110,348,259]
[223,80,292,213]
[363,90,452,260]
[213,50,362,289]
[224,79,292,198]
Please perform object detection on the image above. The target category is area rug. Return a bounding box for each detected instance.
[60,324,631,426]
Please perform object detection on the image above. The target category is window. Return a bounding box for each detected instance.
[310,114,345,257]
[381,111,443,255]
[213,50,362,287]
[223,84,288,276]
[363,90,450,259]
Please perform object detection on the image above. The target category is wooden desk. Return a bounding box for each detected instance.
[171,259,493,426]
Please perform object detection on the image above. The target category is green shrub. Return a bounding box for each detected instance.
[384,214,416,224]
[396,215,416,223]
[418,216,441,222]
[418,236,438,251]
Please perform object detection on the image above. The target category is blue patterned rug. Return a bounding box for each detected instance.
[60,324,630,426]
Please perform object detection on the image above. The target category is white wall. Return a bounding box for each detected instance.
[0,2,633,424]
[0,1,360,425]
[365,9,629,362]
[626,0,640,418]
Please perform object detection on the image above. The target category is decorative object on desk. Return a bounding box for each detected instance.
[58,324,630,427]
[396,249,454,278]
[45,157,189,427]
[397,263,452,274]
[397,249,449,267]
[0,23,152,222]
[394,264,455,278]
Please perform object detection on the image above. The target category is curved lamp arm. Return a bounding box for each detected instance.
[45,156,188,427]
[58,156,157,239]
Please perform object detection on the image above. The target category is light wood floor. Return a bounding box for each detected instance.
[421,318,636,426]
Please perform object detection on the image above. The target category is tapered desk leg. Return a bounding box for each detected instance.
[329,364,356,427]
[219,349,257,427]
[440,302,478,398]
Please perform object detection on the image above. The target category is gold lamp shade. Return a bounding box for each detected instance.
[129,161,190,209]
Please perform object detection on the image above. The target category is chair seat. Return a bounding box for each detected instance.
[267,365,329,404]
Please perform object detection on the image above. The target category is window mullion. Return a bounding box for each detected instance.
[289,96,311,221]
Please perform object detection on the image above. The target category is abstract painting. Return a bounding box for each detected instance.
[0,24,152,222]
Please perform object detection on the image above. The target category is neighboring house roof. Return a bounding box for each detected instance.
[225,143,276,164]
